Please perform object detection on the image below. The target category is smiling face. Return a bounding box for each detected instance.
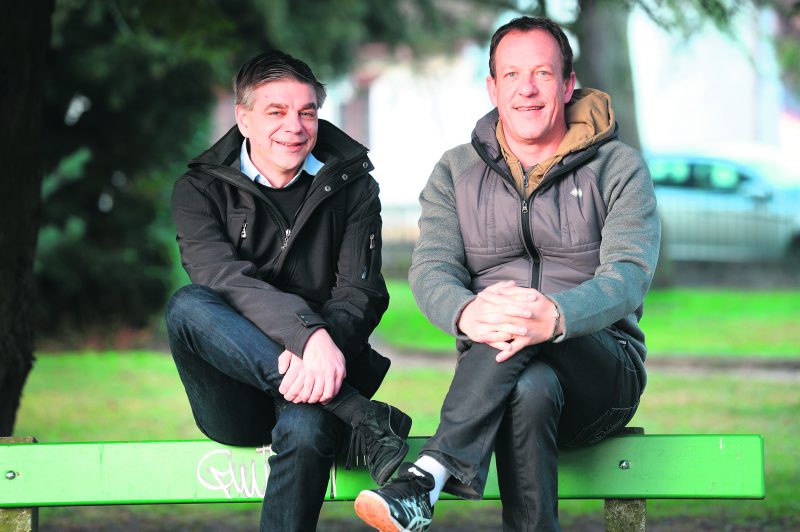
[235,79,319,188]
[487,29,576,165]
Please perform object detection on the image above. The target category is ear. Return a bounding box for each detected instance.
[486,75,498,108]
[235,105,250,138]
[563,71,576,104]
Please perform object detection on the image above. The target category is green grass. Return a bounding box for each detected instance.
[375,280,800,358]
[641,290,800,357]
[16,351,201,441]
[12,351,800,529]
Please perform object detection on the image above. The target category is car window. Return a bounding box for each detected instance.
[694,163,740,192]
[649,160,691,187]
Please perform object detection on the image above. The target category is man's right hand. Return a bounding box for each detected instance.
[277,329,346,404]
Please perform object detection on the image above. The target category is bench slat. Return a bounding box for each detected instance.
[0,434,763,507]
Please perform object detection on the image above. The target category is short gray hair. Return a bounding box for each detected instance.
[234,50,327,109]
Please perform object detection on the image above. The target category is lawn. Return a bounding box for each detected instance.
[12,351,800,530]
[375,280,800,358]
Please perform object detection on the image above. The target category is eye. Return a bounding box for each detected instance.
[505,72,518,79]
[536,70,553,78]
[268,110,284,117]
[300,111,317,119]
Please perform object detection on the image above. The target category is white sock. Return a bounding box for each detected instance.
[414,455,450,505]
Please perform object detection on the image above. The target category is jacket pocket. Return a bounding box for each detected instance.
[227,214,247,247]
[359,223,380,281]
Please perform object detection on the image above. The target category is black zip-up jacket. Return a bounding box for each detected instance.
[172,121,390,397]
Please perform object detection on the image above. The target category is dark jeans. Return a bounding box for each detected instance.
[420,331,642,532]
[165,284,354,532]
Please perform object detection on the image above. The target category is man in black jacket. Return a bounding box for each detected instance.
[165,51,410,531]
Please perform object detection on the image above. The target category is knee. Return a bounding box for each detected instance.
[272,405,342,463]
[165,284,220,333]
[286,429,338,464]
[509,363,563,421]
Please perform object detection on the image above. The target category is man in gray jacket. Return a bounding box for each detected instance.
[355,16,659,531]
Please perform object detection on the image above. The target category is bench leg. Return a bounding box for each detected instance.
[604,498,646,532]
[0,507,38,532]
[603,426,646,530]
[1,437,39,531]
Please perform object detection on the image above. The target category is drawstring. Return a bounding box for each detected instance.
[346,425,368,470]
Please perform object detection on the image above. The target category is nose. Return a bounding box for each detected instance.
[283,112,302,132]
[517,73,539,97]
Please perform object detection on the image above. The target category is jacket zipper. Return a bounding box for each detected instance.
[203,156,368,259]
[280,159,365,254]
[202,168,300,252]
[468,135,605,291]
[518,162,542,289]
[361,232,376,280]
[470,137,598,291]
[520,197,541,289]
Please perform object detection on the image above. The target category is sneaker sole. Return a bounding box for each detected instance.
[354,490,405,532]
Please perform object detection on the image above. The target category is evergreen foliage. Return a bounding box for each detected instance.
[34,0,490,339]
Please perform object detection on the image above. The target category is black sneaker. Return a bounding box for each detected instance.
[354,462,435,532]
[347,401,412,486]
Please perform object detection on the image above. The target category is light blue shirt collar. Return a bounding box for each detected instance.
[240,139,323,188]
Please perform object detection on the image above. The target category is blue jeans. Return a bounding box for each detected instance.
[421,331,642,532]
[165,284,353,531]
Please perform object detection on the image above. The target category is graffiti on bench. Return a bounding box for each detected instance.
[196,446,273,499]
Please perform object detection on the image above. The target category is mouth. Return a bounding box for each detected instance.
[514,104,544,112]
[275,140,307,149]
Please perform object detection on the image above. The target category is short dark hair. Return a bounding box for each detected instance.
[489,16,573,81]
[234,50,327,109]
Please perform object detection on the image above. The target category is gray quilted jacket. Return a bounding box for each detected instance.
[409,89,660,389]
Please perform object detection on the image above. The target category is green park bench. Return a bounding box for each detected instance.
[1,430,764,531]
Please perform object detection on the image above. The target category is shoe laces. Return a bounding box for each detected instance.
[380,465,434,501]
[346,420,389,470]
[345,424,368,470]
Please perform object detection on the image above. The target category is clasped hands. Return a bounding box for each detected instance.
[457,280,561,362]
[277,328,346,404]
[275,281,559,401]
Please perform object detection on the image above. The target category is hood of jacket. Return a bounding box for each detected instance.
[559,87,616,155]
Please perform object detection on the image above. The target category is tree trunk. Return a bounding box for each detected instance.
[0,1,54,436]
[572,0,641,150]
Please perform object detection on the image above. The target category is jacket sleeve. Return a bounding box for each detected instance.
[408,150,477,337]
[319,178,390,360]
[172,176,324,355]
[549,143,661,340]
